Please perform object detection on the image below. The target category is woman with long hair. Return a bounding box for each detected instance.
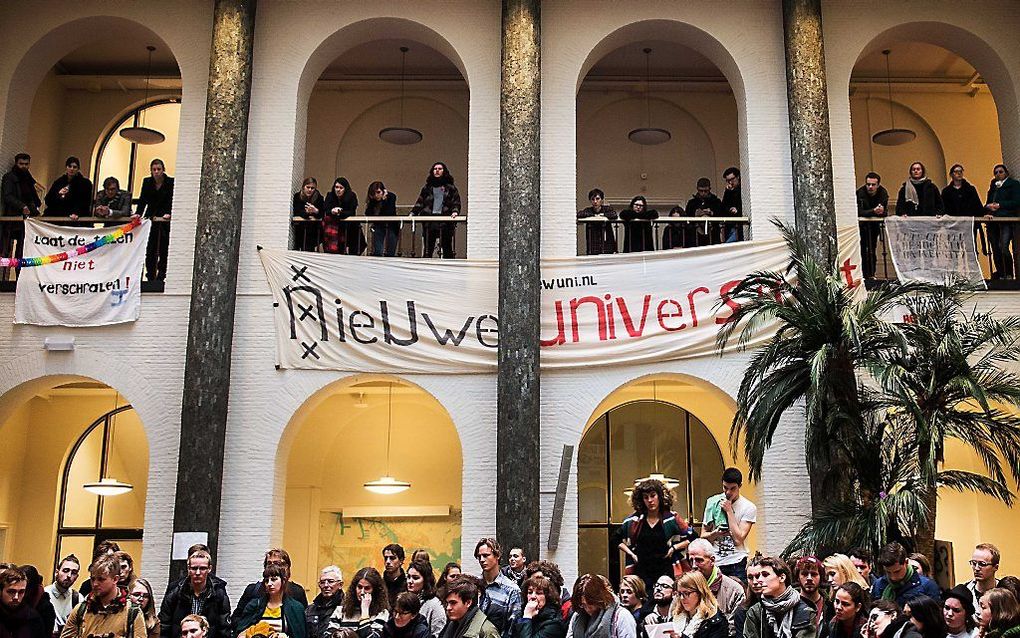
[614,479,696,596]
[904,597,946,638]
[823,555,869,590]
[979,588,1020,638]
[827,582,868,638]
[437,563,461,594]
[566,574,636,638]
[865,600,920,638]
[513,575,566,638]
[619,195,659,253]
[236,563,307,638]
[410,162,461,258]
[323,177,363,255]
[669,571,726,638]
[406,561,444,638]
[130,578,160,638]
[292,177,324,251]
[618,576,648,625]
[365,181,400,257]
[895,162,944,216]
[330,567,390,638]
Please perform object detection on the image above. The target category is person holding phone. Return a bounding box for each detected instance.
[701,469,757,584]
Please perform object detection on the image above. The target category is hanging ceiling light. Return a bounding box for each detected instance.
[83,397,133,497]
[872,49,916,146]
[628,48,671,146]
[379,46,423,145]
[120,46,166,145]
[364,383,411,494]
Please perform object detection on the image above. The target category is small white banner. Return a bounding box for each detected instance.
[884,216,986,286]
[14,218,151,326]
[260,227,861,373]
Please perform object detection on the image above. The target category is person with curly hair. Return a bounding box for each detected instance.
[614,479,697,596]
[329,568,389,638]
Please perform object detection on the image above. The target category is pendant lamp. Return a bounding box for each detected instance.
[379,47,423,145]
[120,46,166,145]
[83,398,134,497]
[364,383,411,494]
[628,48,671,146]
[872,49,916,146]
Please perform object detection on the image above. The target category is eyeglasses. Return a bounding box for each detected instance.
[319,579,340,586]
[869,610,891,623]
[653,583,674,590]
[677,590,698,599]
[970,560,997,568]
[188,566,210,572]
[394,611,415,617]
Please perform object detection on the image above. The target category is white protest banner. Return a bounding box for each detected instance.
[14,218,151,326]
[884,216,986,287]
[259,227,860,373]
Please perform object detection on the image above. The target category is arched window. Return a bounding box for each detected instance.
[55,404,147,573]
[578,400,724,585]
[93,100,181,198]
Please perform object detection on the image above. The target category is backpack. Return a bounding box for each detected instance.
[71,601,140,638]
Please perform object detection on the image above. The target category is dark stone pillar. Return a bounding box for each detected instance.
[170,0,256,580]
[497,0,541,561]
[783,0,837,264]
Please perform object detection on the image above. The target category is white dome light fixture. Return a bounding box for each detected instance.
[120,46,166,145]
[83,398,134,497]
[628,48,671,146]
[364,382,411,495]
[83,477,134,497]
[379,46,423,145]
[872,50,916,147]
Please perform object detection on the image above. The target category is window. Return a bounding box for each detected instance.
[93,100,180,198]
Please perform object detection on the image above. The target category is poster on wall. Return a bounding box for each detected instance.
[14,218,151,327]
[883,216,986,287]
[318,511,461,574]
[259,227,861,373]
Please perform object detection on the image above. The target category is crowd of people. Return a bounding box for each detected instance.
[856,162,1020,280]
[291,162,462,259]
[0,153,174,282]
[6,469,1017,638]
[576,167,745,255]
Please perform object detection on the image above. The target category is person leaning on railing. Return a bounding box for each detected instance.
[662,206,686,250]
[43,156,93,223]
[985,163,1020,280]
[895,161,943,216]
[136,159,174,282]
[365,181,399,258]
[619,195,659,253]
[684,178,723,248]
[576,188,618,255]
[93,177,133,219]
[410,161,461,259]
[942,164,984,217]
[292,177,324,252]
[856,172,888,281]
[322,177,359,255]
[1,152,42,260]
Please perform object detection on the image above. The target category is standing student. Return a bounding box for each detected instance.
[292,177,324,252]
[136,159,174,282]
[576,188,618,255]
[411,162,461,259]
[895,162,943,216]
[619,196,658,253]
[701,469,757,584]
[323,177,359,255]
[985,164,1020,280]
[44,157,93,221]
[366,181,400,257]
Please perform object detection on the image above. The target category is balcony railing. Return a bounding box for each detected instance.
[0,216,169,293]
[576,216,751,255]
[860,216,1020,290]
[291,213,467,258]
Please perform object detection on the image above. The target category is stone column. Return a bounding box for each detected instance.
[497,0,541,560]
[783,0,837,264]
[170,0,256,577]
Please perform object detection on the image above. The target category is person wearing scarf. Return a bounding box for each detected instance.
[566,575,635,638]
[687,540,744,636]
[895,162,944,216]
[869,544,939,607]
[743,557,815,638]
[60,555,146,638]
[438,580,498,638]
[668,571,726,638]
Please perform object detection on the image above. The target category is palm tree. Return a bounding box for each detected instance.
[869,283,1020,558]
[716,222,924,515]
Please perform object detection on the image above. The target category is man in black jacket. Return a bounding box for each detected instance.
[43,157,93,222]
[0,564,48,638]
[135,158,174,282]
[856,172,889,280]
[158,550,231,638]
[721,167,744,243]
[684,178,723,248]
[1,153,42,261]
[305,566,343,638]
[230,549,307,633]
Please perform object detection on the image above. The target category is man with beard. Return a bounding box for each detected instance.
[1,153,42,260]
[793,558,833,635]
[45,556,81,637]
[306,566,343,638]
[642,576,675,627]
[688,539,745,635]
[0,564,47,638]
[743,556,816,638]
[59,555,146,638]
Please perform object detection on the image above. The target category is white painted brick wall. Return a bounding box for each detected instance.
[2,0,1018,599]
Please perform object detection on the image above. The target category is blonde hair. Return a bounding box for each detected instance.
[823,554,869,589]
[620,575,647,604]
[671,570,719,620]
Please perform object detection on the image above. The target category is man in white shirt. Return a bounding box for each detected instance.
[965,543,1001,625]
[44,555,81,637]
[701,468,757,583]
